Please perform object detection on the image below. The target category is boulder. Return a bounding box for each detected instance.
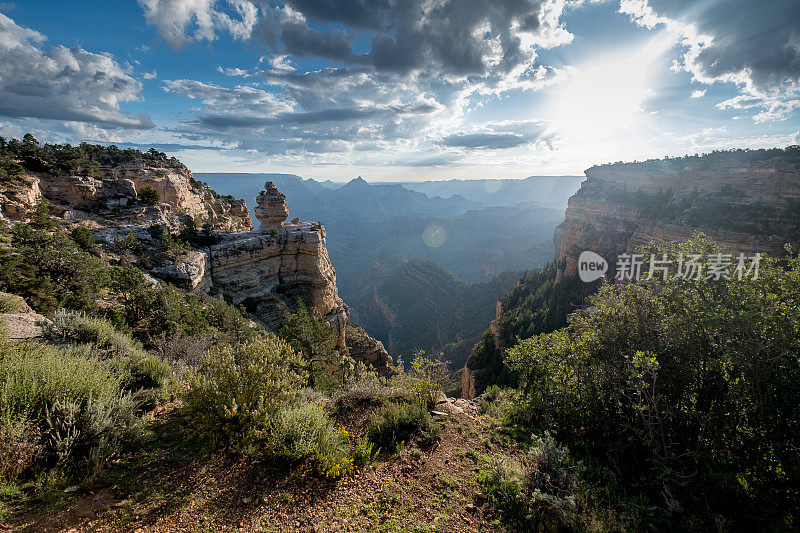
[0,313,50,339]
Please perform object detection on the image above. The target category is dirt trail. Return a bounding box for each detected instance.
[6,398,511,532]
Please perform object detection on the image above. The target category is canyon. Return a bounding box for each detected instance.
[462,146,800,398]
[0,155,389,370]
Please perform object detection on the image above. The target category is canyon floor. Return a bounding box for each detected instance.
[4,399,514,533]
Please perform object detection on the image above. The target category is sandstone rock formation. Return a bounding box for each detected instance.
[208,221,342,329]
[1,160,251,232]
[254,181,289,229]
[0,150,390,371]
[557,149,800,276]
[0,175,41,221]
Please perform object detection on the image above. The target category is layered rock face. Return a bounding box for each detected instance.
[208,221,344,329]
[557,149,800,275]
[0,175,42,221]
[1,161,251,232]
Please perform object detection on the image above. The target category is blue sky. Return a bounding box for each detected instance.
[0,0,798,180]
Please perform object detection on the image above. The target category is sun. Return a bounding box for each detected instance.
[553,36,672,141]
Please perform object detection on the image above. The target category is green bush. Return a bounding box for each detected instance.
[183,335,308,449]
[70,226,94,250]
[351,436,379,467]
[265,401,352,479]
[478,433,580,530]
[138,185,161,206]
[45,393,144,474]
[365,401,440,452]
[0,223,110,313]
[44,310,171,391]
[507,236,800,528]
[333,372,412,411]
[1,342,125,421]
[0,335,148,480]
[389,351,447,408]
[278,300,342,385]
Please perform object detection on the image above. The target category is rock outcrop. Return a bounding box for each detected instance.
[0,145,389,370]
[254,181,289,229]
[345,323,393,372]
[557,148,800,276]
[0,175,42,221]
[1,161,251,232]
[208,221,343,330]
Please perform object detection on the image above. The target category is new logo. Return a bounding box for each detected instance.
[578,251,607,282]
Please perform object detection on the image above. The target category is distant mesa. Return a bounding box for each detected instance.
[254,181,289,229]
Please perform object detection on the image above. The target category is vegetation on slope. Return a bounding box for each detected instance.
[465,258,600,394]
[0,133,183,181]
[0,204,452,527]
[479,236,799,530]
[351,257,522,370]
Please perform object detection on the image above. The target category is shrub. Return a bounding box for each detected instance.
[391,352,447,408]
[45,393,144,474]
[44,310,171,391]
[0,342,125,422]
[351,436,379,467]
[477,385,513,419]
[70,226,94,250]
[266,402,352,480]
[0,223,110,313]
[138,185,161,206]
[507,236,800,528]
[333,372,412,411]
[278,300,342,383]
[0,336,148,479]
[183,335,308,449]
[0,419,43,483]
[46,310,140,355]
[116,230,143,253]
[478,432,580,530]
[365,401,440,452]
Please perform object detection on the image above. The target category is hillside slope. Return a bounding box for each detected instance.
[348,257,521,369]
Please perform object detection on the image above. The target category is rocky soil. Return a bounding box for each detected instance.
[5,397,512,533]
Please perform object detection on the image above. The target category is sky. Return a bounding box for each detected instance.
[0,0,798,180]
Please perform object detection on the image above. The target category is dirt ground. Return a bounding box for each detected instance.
[4,400,515,532]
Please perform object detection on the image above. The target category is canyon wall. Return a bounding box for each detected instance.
[2,161,251,232]
[0,159,390,371]
[557,149,800,275]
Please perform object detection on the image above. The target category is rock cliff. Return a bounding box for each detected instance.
[1,159,251,232]
[0,141,390,371]
[557,147,800,275]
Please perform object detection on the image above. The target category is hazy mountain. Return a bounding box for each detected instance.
[197,172,582,360]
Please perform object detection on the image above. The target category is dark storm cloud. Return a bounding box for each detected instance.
[279,22,355,61]
[625,0,800,95]
[252,0,566,77]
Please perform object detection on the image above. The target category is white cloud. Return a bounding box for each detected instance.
[690,89,705,98]
[620,0,800,122]
[0,14,152,130]
[138,0,259,48]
